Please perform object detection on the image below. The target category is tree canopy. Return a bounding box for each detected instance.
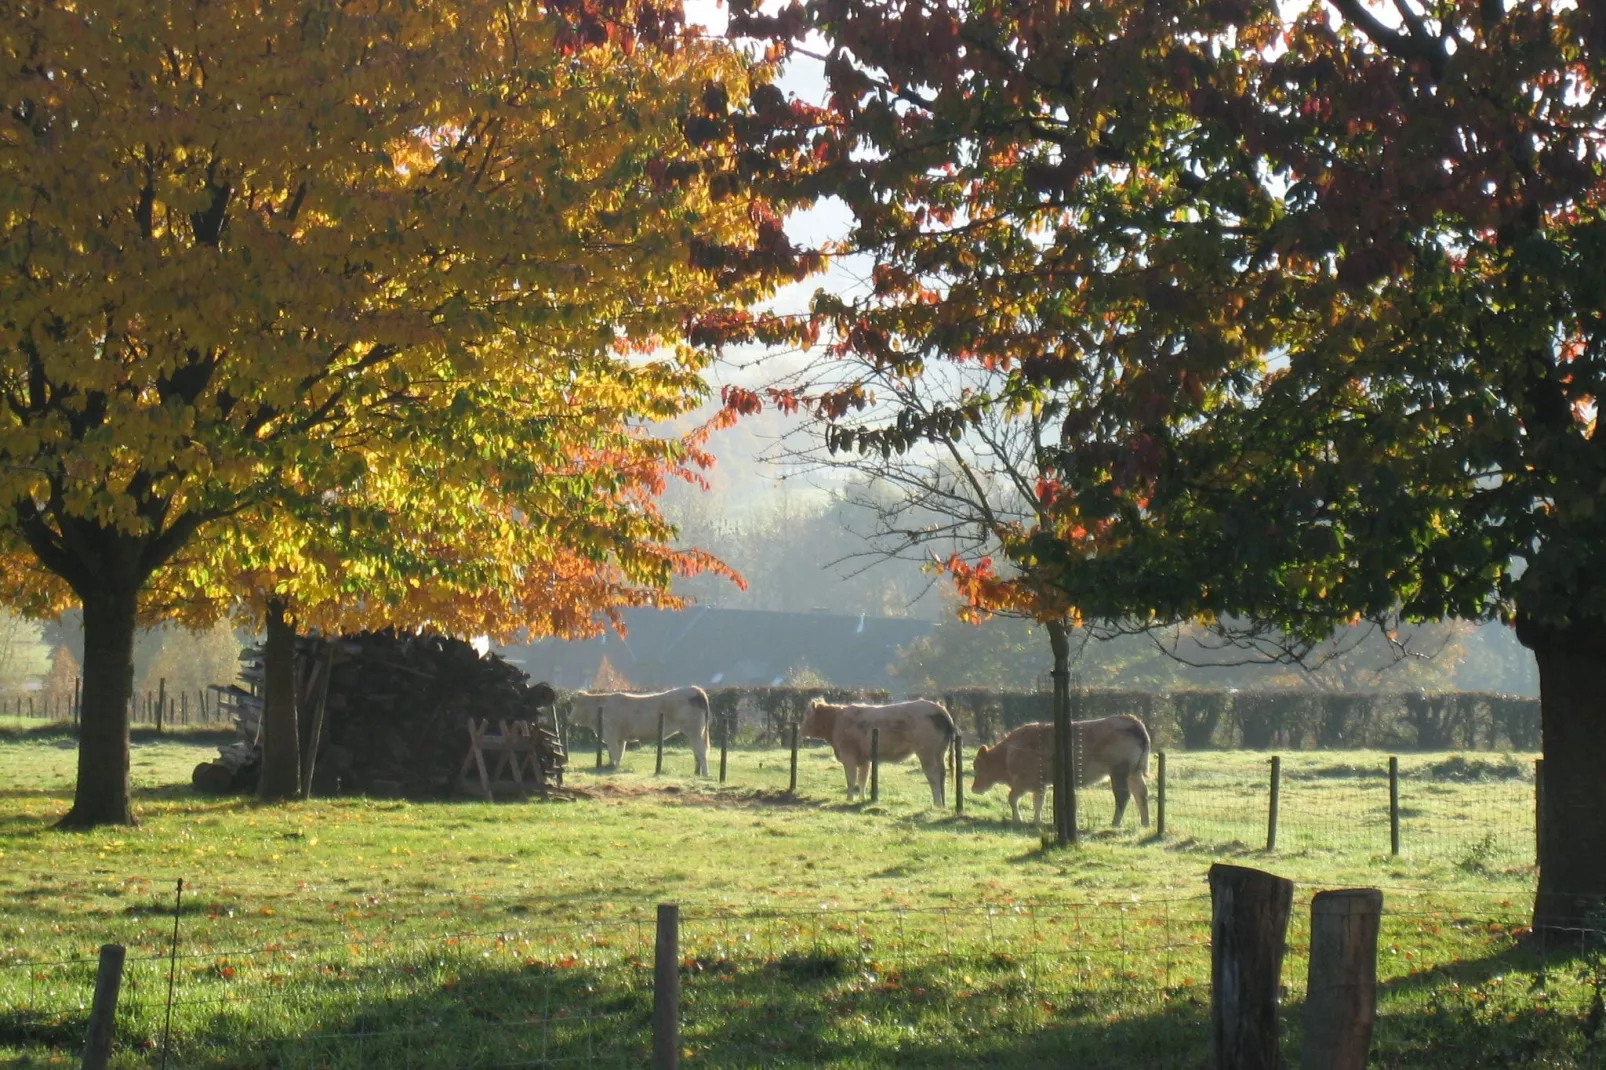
[721,0,1606,927]
[1,0,803,825]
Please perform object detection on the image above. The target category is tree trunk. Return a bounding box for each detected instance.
[1520,618,1606,932]
[57,584,139,828]
[1047,618,1076,846]
[258,598,302,802]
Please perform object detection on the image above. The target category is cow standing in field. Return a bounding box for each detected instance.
[570,687,711,776]
[800,699,955,807]
[969,715,1152,827]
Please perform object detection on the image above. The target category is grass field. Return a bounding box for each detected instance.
[0,729,1598,1068]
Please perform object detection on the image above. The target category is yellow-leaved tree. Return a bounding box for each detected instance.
[0,0,808,825]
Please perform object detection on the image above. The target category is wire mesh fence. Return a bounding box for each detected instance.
[3,880,1603,1067]
[583,725,1540,871]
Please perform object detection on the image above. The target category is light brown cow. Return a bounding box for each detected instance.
[800,699,955,807]
[570,686,711,775]
[970,715,1151,827]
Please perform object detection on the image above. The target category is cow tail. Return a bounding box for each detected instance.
[692,688,712,746]
[1133,720,1152,775]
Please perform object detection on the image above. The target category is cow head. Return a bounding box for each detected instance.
[970,743,1005,795]
[800,700,837,741]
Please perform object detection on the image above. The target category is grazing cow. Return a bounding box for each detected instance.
[969,715,1151,827]
[570,686,711,775]
[800,699,955,807]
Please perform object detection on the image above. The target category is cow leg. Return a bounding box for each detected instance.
[1130,771,1150,827]
[692,726,709,777]
[1109,760,1131,826]
[609,737,627,770]
[856,761,872,800]
[1007,788,1024,823]
[923,756,945,809]
[1031,790,1045,826]
[843,761,860,801]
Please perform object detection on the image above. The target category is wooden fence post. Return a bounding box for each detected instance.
[788,721,799,794]
[156,678,166,732]
[718,714,729,784]
[1266,756,1281,852]
[1535,758,1544,871]
[1300,888,1382,1070]
[1388,757,1400,857]
[1156,751,1167,839]
[653,903,680,1070]
[81,943,125,1070]
[869,728,880,804]
[1209,863,1294,1070]
[655,711,665,776]
[953,734,964,815]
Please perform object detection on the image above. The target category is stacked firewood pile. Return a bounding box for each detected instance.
[192,630,562,799]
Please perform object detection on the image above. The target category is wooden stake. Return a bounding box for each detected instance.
[788,721,799,794]
[1300,888,1382,1070]
[870,728,880,804]
[1388,756,1400,857]
[653,904,680,1070]
[1208,863,1294,1070]
[953,734,964,815]
[1535,758,1544,871]
[718,713,729,784]
[301,642,337,799]
[1266,756,1281,852]
[655,710,665,776]
[1156,750,1167,839]
[156,678,166,732]
[81,943,126,1070]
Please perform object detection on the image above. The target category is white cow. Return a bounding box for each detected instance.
[800,698,955,807]
[570,686,711,776]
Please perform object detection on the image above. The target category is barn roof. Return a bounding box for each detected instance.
[495,607,934,693]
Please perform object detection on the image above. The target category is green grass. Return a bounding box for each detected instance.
[0,735,1599,1068]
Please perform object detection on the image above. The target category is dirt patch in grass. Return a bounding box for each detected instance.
[576,781,823,810]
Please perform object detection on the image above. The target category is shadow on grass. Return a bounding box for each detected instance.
[5,932,1599,1069]
[67,947,1217,1070]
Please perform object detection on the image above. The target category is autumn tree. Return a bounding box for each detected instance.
[721,0,1605,927]
[1,0,806,825]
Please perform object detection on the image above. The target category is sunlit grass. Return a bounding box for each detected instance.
[0,734,1596,1068]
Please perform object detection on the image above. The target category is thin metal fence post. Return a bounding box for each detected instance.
[1266,756,1281,852]
[595,709,604,770]
[870,728,880,804]
[1388,756,1400,856]
[655,711,665,776]
[653,904,680,1070]
[81,943,126,1070]
[1156,750,1167,839]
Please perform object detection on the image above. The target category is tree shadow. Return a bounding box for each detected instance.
[88,947,1217,1070]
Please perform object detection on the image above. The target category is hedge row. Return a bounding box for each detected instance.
[939,688,1541,752]
[556,686,1540,752]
